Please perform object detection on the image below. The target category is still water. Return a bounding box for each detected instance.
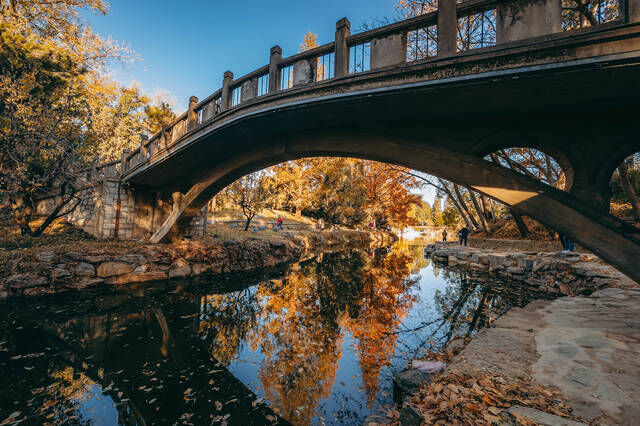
[0,244,550,425]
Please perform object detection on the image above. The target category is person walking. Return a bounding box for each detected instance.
[458,226,469,246]
[442,228,447,242]
[275,216,284,232]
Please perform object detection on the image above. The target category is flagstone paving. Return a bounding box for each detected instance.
[447,284,640,424]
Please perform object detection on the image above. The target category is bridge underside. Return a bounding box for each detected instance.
[125,57,640,282]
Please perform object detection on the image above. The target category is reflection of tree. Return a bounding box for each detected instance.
[343,246,418,405]
[248,246,419,421]
[252,253,361,424]
[199,289,260,365]
[43,366,95,424]
[432,270,550,345]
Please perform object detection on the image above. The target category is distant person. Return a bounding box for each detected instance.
[560,234,575,252]
[275,216,284,231]
[369,222,374,230]
[442,229,448,242]
[458,226,469,246]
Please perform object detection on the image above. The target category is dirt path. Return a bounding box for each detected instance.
[447,286,640,424]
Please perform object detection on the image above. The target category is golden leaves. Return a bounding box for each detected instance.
[405,371,579,425]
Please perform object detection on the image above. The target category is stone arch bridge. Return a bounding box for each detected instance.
[52,0,640,281]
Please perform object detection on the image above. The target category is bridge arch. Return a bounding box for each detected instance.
[146,130,640,282]
[472,131,577,191]
[608,150,640,221]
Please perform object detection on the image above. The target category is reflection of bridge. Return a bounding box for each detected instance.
[71,0,640,280]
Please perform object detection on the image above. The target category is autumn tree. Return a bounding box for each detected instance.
[144,100,177,135]
[611,154,640,222]
[223,172,272,231]
[0,0,177,235]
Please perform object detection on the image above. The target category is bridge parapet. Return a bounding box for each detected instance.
[116,0,635,178]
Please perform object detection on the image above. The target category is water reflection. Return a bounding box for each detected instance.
[0,243,551,425]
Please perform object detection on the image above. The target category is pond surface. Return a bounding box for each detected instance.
[0,243,551,425]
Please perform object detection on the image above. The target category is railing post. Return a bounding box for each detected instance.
[221,71,234,111]
[269,46,282,93]
[437,0,457,57]
[140,135,149,160]
[120,150,129,174]
[161,125,171,150]
[187,96,199,130]
[335,17,351,78]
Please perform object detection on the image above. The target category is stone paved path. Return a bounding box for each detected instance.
[532,287,640,424]
[447,285,640,424]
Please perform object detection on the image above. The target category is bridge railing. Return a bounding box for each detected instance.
[116,0,632,177]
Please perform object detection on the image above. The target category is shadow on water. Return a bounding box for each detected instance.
[0,243,553,425]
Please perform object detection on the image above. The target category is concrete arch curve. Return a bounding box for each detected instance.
[599,141,640,190]
[474,140,576,191]
[147,130,640,282]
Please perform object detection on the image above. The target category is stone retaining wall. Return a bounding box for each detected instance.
[0,230,395,299]
[425,243,633,296]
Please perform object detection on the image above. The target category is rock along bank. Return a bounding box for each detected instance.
[0,229,396,298]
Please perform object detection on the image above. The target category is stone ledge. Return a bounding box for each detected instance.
[425,243,636,296]
[1,229,396,298]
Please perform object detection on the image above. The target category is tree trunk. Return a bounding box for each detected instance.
[244,216,253,231]
[436,179,474,230]
[466,186,489,235]
[453,184,480,229]
[480,194,493,223]
[510,209,529,238]
[618,158,640,222]
[448,191,474,230]
[32,185,77,237]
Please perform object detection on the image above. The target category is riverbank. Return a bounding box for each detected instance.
[382,243,640,425]
[394,285,640,425]
[424,242,634,296]
[0,228,395,298]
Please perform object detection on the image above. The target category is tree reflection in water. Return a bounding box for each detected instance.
[0,243,552,425]
[198,243,550,424]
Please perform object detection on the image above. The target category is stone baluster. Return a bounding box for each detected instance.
[120,150,129,174]
[335,17,351,78]
[269,45,282,93]
[221,71,234,111]
[140,134,149,160]
[186,96,199,131]
[438,0,457,57]
[161,124,171,150]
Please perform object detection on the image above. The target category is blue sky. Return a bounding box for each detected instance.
[85,0,436,203]
[86,0,397,111]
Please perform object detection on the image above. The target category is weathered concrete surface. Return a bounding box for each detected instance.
[292,59,314,86]
[506,406,587,426]
[497,0,561,43]
[371,33,406,69]
[448,285,640,425]
[532,287,640,423]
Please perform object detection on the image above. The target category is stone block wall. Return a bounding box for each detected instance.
[100,179,134,239]
[36,179,134,240]
[184,206,208,238]
[36,179,206,241]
